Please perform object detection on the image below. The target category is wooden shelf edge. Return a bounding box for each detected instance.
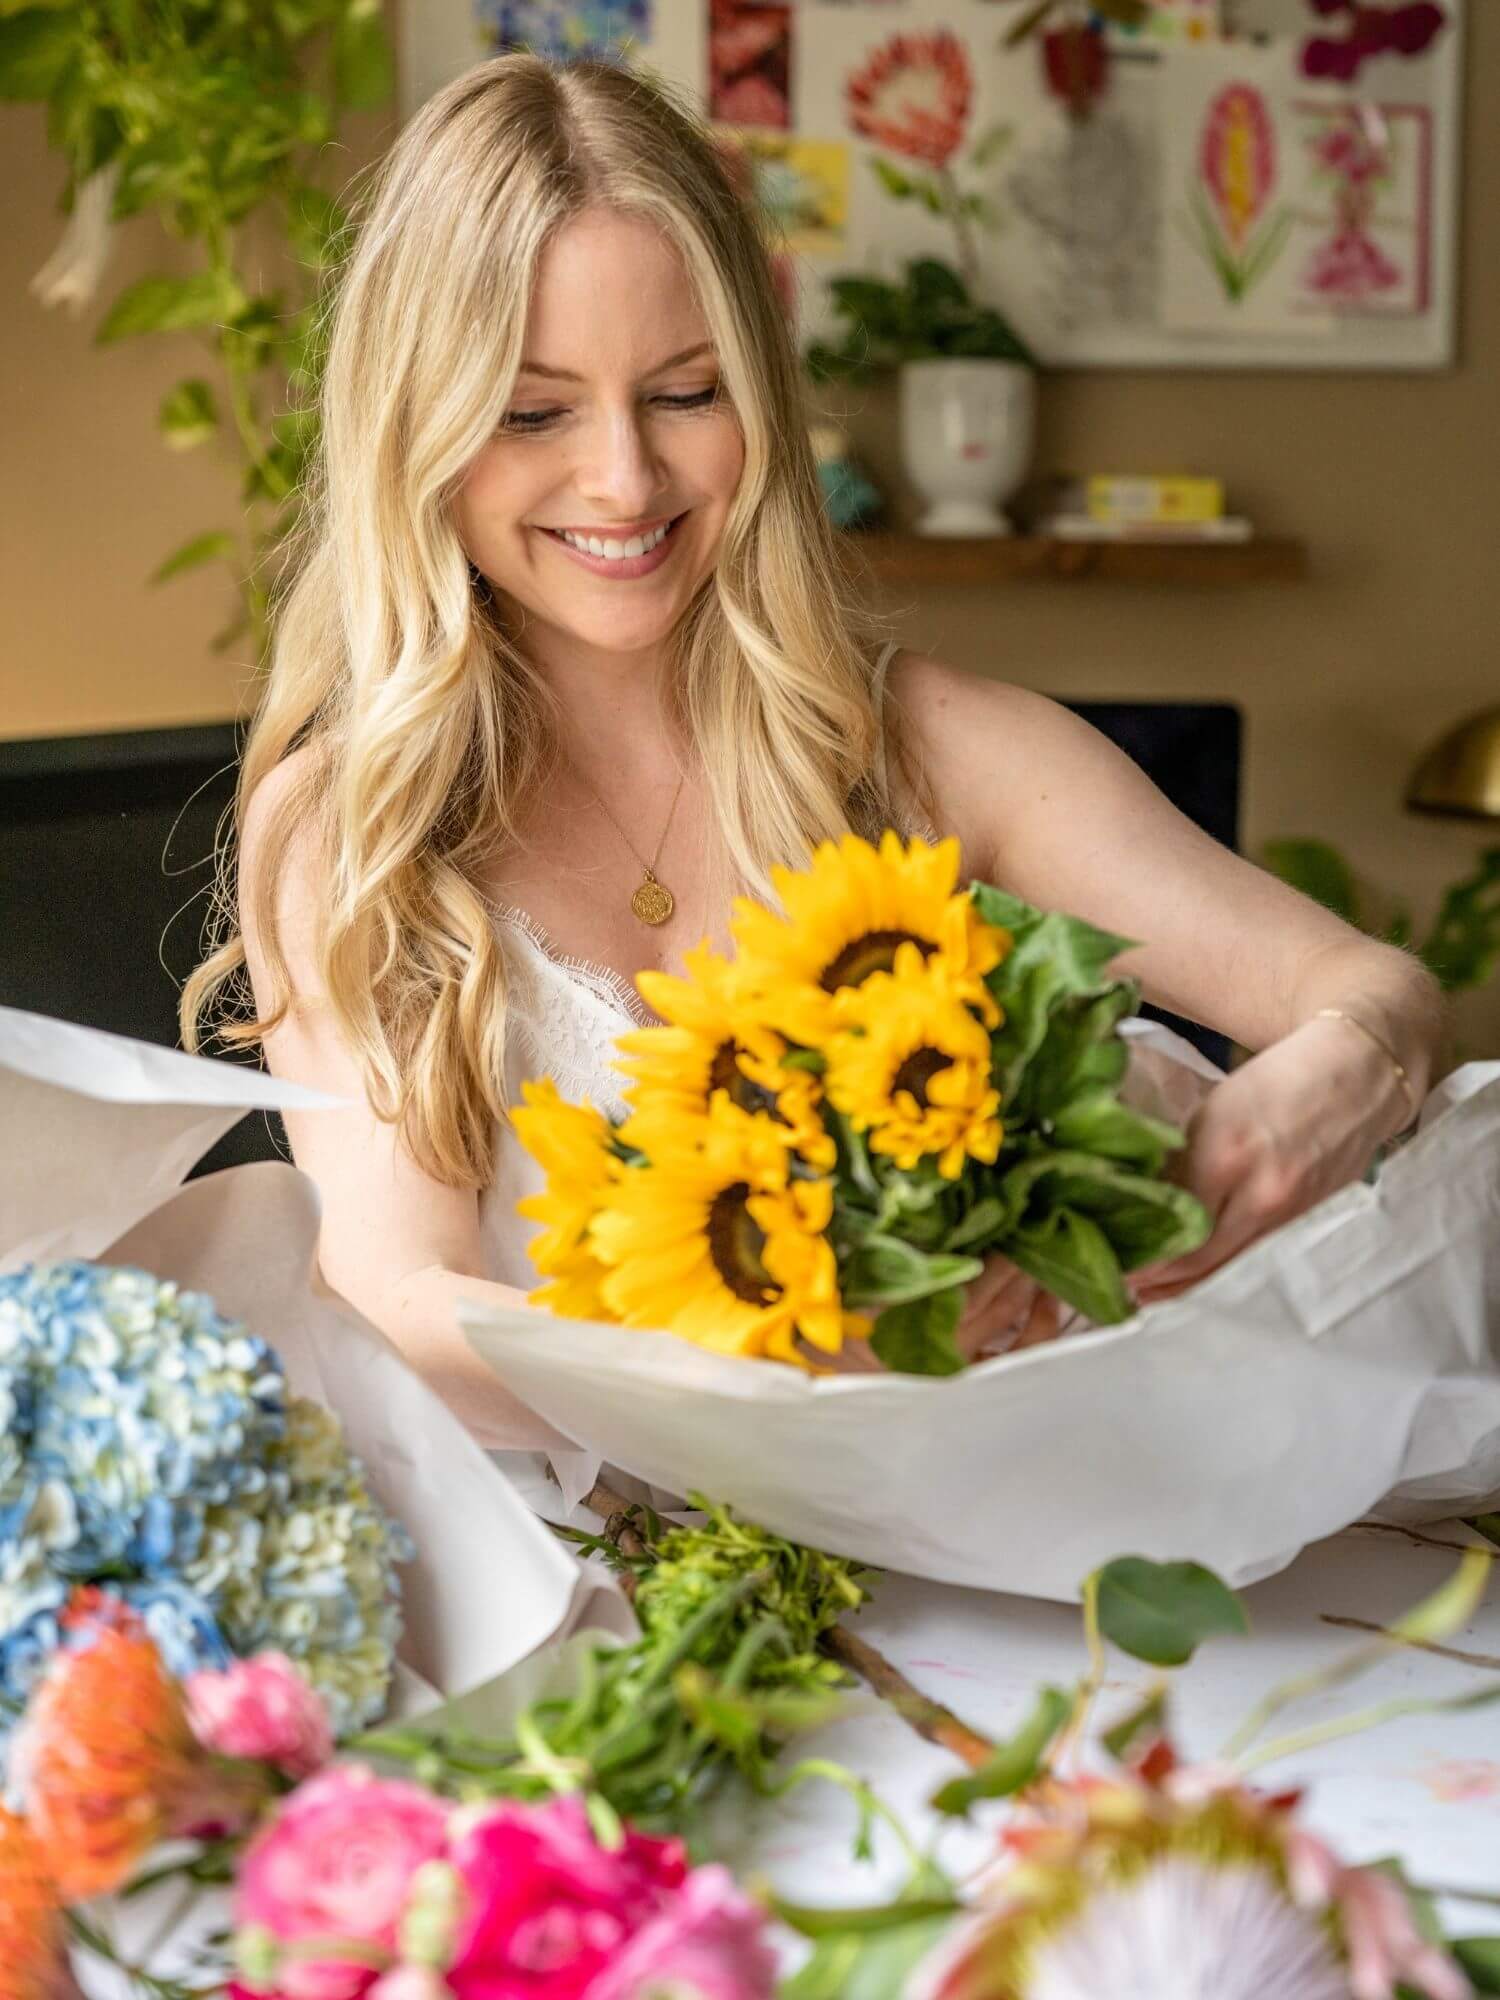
[842,533,1309,587]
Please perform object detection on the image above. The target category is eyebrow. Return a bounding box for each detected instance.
[516,342,715,382]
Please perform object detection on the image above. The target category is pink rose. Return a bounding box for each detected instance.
[586,1865,778,2000]
[445,1797,687,2000]
[187,1653,334,1780]
[233,1765,451,2000]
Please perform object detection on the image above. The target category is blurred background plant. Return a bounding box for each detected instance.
[0,0,395,663]
[1264,837,1500,994]
[805,256,1036,383]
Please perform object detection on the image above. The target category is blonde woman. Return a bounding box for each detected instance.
[184,54,1447,1450]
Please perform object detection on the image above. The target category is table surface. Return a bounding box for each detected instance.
[75,1516,1500,1995]
[705,1517,1500,1930]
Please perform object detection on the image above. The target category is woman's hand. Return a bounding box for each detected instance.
[1130,1011,1415,1306]
[955,1253,1061,1360]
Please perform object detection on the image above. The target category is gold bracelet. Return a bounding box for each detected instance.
[1313,1006,1420,1130]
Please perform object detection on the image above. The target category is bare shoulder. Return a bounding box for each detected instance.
[238,743,329,989]
[884,650,1130,878]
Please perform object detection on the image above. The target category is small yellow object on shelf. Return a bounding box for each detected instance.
[1085,475,1225,526]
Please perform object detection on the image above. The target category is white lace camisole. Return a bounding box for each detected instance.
[475,639,934,1288]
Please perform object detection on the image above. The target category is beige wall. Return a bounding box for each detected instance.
[3,11,1497,1046]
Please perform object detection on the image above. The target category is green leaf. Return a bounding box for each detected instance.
[1392,1546,1492,1646]
[1261,838,1361,925]
[870,1288,965,1377]
[333,6,394,110]
[0,8,75,98]
[1417,847,1500,993]
[1453,1940,1500,1993]
[158,378,218,450]
[780,1916,956,2000]
[151,530,237,585]
[1094,1557,1249,1667]
[944,1195,1007,1252]
[1101,1685,1168,1761]
[931,1686,1071,1815]
[98,272,245,344]
[843,1235,981,1310]
[870,156,915,200]
[773,1896,961,1940]
[1006,1204,1132,1324]
[1048,1093,1187,1175]
[969,120,1015,169]
[907,256,969,311]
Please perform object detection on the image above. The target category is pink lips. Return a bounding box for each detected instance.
[540,514,682,580]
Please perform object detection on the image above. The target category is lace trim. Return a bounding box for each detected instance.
[484,896,659,1030]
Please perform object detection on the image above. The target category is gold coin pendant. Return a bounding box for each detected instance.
[632,877,674,926]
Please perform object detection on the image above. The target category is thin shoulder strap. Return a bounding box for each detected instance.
[869,638,902,804]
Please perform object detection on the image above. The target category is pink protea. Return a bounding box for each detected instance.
[185,1652,334,1781]
[846,32,973,170]
[231,1764,452,2000]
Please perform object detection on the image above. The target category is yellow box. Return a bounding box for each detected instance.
[1085,476,1225,525]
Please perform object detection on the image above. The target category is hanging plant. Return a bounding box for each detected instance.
[0,0,395,665]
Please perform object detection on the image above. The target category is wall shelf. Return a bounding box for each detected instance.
[842,533,1308,587]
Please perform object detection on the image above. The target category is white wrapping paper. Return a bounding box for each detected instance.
[461,1027,1500,1600]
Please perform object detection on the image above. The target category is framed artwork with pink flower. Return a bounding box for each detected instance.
[396,0,1464,370]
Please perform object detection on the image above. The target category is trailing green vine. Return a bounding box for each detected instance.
[2,0,395,661]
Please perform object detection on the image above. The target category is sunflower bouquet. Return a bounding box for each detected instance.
[513,833,1212,1376]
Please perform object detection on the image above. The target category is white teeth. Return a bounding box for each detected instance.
[557,520,671,561]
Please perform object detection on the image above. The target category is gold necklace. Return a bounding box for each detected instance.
[575,765,687,926]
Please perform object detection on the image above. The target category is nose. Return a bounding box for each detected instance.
[573,402,668,520]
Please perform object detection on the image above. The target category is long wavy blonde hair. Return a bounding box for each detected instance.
[183,51,913,1188]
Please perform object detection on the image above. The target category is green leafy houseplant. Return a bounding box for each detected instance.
[1263,839,1500,994]
[805,255,1036,385]
[2,0,395,661]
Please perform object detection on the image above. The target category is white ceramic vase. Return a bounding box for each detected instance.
[899,356,1037,538]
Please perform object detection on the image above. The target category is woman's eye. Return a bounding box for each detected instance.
[499,386,721,433]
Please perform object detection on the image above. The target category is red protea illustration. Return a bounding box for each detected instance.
[1199,81,1276,249]
[846,31,973,170]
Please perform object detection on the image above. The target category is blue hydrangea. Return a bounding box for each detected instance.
[0,1261,414,1751]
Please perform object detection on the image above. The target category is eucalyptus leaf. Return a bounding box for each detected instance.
[931,1685,1071,1814]
[1094,1557,1249,1667]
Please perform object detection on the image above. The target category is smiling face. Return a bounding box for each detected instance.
[455,207,746,670]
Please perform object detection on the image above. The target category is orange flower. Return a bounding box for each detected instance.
[11,1594,263,1901]
[0,1805,77,2000]
[846,31,972,170]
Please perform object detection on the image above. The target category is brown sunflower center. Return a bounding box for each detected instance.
[709,1040,774,1115]
[891,1046,951,1108]
[707,1181,778,1305]
[820,929,933,992]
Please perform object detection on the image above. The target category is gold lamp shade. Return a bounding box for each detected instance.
[1406,706,1500,820]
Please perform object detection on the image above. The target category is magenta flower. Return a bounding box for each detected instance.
[186,1652,335,1782]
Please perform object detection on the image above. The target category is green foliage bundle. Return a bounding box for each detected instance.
[1264,839,1500,995]
[1,0,395,657]
[805,256,1036,384]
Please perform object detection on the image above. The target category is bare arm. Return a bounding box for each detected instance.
[238,756,573,1454]
[890,654,1449,1103]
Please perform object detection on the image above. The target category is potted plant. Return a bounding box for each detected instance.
[802,26,1038,538]
[807,258,1038,538]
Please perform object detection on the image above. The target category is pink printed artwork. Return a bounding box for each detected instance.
[1295,101,1432,313]
[709,0,792,129]
[844,30,973,170]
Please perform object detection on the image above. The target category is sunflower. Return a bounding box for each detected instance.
[825,946,1003,1179]
[731,831,1009,1046]
[512,1077,620,1320]
[617,942,836,1169]
[591,1095,869,1367]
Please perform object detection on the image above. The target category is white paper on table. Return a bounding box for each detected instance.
[462,1022,1500,1600]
